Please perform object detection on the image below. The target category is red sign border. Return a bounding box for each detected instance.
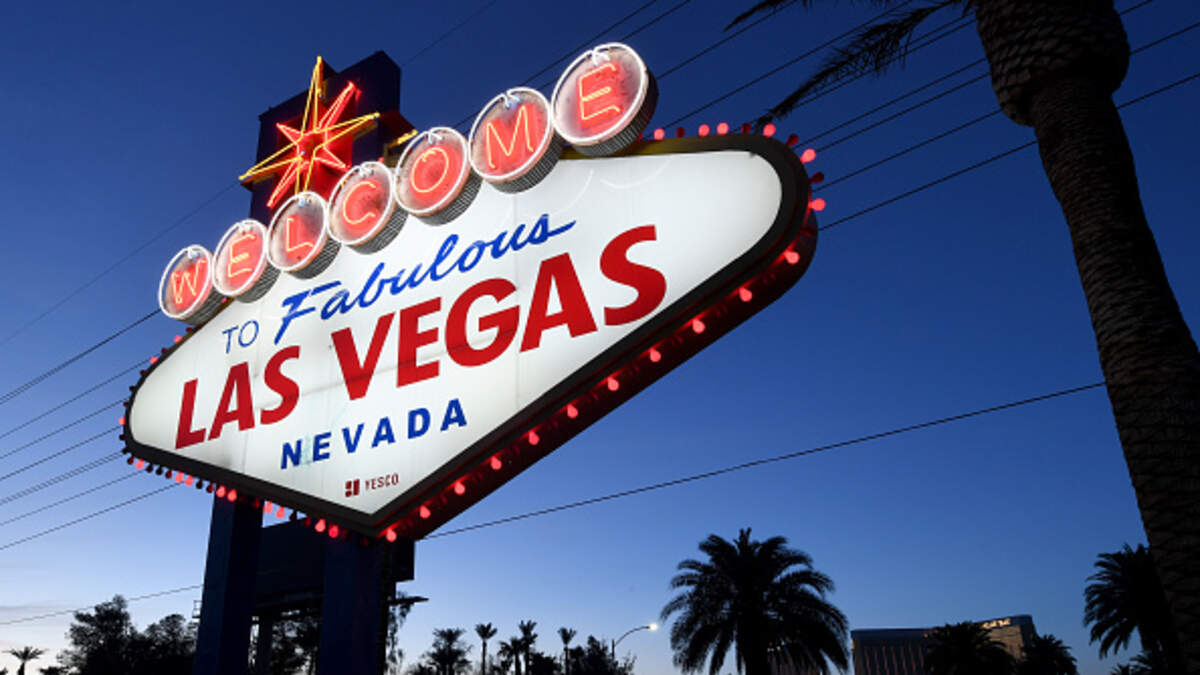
[123,132,817,538]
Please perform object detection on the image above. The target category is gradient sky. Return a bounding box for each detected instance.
[0,1,1197,674]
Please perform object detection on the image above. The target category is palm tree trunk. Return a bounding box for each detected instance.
[973,2,1200,672]
[1024,73,1199,675]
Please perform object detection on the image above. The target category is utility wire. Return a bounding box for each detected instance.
[0,400,124,461]
[399,0,503,67]
[0,427,117,483]
[0,484,176,552]
[817,67,1200,229]
[0,474,138,527]
[427,382,1106,537]
[0,361,142,442]
[0,585,203,626]
[0,311,155,408]
[0,453,123,507]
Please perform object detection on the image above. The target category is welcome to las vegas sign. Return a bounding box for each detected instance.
[123,43,820,540]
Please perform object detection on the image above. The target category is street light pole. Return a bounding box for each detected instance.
[611,623,658,662]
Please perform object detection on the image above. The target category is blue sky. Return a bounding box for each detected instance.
[0,1,1197,674]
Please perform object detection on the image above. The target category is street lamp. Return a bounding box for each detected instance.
[612,622,658,660]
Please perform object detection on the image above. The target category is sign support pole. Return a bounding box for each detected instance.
[193,497,263,675]
[316,535,387,675]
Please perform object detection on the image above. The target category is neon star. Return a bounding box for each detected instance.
[240,56,380,209]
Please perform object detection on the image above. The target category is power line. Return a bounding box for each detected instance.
[0,484,176,552]
[399,0,503,67]
[0,311,155,408]
[0,361,142,442]
[427,383,1106,538]
[816,67,1200,229]
[0,453,123,507]
[0,427,117,483]
[0,474,138,527]
[0,400,124,461]
[0,585,203,626]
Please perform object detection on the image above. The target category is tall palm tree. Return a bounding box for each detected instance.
[924,622,1014,675]
[727,0,1200,667]
[558,627,577,675]
[660,528,848,675]
[517,621,537,675]
[5,648,44,675]
[1017,634,1078,675]
[476,623,498,675]
[499,638,521,675]
[427,628,471,675]
[1084,544,1180,671]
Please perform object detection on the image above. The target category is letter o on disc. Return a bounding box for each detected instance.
[212,219,278,302]
[327,161,407,254]
[551,42,657,156]
[267,192,340,279]
[393,127,480,225]
[158,245,225,325]
[468,88,562,193]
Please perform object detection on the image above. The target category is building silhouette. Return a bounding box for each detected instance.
[850,615,1036,675]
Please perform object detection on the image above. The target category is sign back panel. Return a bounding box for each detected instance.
[126,134,817,537]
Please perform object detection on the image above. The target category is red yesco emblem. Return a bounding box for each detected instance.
[239,57,380,210]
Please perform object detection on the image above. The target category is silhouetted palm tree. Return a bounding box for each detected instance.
[924,622,1014,675]
[660,528,848,675]
[517,621,537,675]
[1084,544,1180,671]
[476,623,497,675]
[499,638,521,675]
[5,648,44,675]
[558,628,577,675]
[1017,634,1077,675]
[426,628,471,675]
[726,0,1200,665]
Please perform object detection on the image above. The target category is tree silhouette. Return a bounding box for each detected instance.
[1017,634,1077,675]
[726,0,1200,664]
[660,528,848,675]
[498,639,520,675]
[5,648,44,675]
[517,621,538,675]
[924,622,1014,675]
[558,628,577,675]
[1084,544,1181,672]
[425,628,472,675]
[476,623,498,675]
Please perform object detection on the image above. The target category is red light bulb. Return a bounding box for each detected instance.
[653,128,665,140]
[528,430,540,446]
[185,476,194,486]
[216,486,226,498]
[174,335,182,344]
[739,287,753,302]
[606,376,620,392]
[453,481,466,496]
[566,404,579,419]
[149,356,158,365]
[717,122,729,135]
[328,525,339,538]
[386,529,398,543]
[698,124,710,137]
[675,127,685,138]
[263,501,273,514]
[118,416,126,426]
[227,489,238,502]
[810,198,826,212]
[784,250,800,265]
[275,505,286,518]
[800,148,817,163]
[692,318,706,334]
[315,518,326,533]
[419,505,431,519]
[490,456,503,471]
[763,123,776,137]
[135,459,145,470]
[648,348,662,363]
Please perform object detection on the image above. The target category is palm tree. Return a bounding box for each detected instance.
[426,628,471,675]
[5,648,44,675]
[517,621,537,675]
[558,628,577,675]
[924,622,1014,675]
[1084,544,1180,670]
[499,638,521,675]
[660,528,848,675]
[726,0,1200,666]
[1017,634,1077,675]
[1111,666,1137,675]
[476,623,498,675]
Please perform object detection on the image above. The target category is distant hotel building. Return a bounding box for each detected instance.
[850,615,1036,675]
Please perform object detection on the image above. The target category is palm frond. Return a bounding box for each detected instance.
[765,0,960,120]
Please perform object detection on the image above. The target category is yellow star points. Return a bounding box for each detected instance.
[240,56,380,209]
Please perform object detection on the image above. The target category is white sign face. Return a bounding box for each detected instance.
[128,137,816,535]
